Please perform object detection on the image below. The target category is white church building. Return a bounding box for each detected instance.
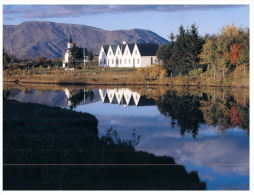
[98,41,159,68]
[62,36,89,69]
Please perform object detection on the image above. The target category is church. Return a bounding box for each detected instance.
[98,41,159,68]
[62,36,89,69]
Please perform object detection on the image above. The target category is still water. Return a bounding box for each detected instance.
[3,83,249,190]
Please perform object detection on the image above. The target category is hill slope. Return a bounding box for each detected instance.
[3,21,169,59]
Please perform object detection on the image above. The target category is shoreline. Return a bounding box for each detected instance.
[3,74,249,89]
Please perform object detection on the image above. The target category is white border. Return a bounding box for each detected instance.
[1,0,253,195]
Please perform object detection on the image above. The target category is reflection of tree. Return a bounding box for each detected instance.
[3,88,21,100]
[203,95,249,134]
[68,89,85,110]
[157,91,204,138]
[87,90,94,102]
[69,89,95,110]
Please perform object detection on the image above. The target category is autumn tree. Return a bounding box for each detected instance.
[228,43,243,66]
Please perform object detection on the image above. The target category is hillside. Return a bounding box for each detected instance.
[3,21,169,59]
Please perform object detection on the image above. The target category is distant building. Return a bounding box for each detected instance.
[62,36,89,69]
[98,41,159,68]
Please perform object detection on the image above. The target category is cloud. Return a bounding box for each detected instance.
[3,5,244,19]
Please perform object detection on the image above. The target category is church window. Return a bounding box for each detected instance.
[137,59,140,64]
[112,59,114,64]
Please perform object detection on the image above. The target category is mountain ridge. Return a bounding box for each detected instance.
[3,21,169,59]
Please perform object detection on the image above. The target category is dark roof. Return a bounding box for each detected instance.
[119,44,127,55]
[111,95,118,104]
[111,45,118,55]
[103,94,110,103]
[128,96,136,106]
[103,45,109,56]
[119,96,127,105]
[128,43,135,55]
[136,43,159,56]
[137,96,156,107]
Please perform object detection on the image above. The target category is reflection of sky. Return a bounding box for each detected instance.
[76,102,249,190]
[76,101,161,117]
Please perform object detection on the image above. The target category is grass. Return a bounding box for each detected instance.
[3,66,249,88]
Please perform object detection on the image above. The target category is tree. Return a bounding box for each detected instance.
[199,36,213,71]
[69,44,84,69]
[88,50,94,61]
[228,43,243,66]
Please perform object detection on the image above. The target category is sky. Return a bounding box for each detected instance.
[3,5,249,40]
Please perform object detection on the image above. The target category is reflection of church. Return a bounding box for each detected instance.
[64,88,156,108]
[99,88,156,107]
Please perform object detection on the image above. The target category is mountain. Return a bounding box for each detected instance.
[3,21,169,59]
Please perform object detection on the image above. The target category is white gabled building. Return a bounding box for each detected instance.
[98,41,159,68]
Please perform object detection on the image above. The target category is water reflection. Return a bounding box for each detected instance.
[3,99,205,190]
[3,83,249,190]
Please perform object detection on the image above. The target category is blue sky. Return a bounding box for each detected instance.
[3,5,249,40]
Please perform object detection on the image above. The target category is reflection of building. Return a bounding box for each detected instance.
[64,88,156,108]
[99,88,156,107]
[98,41,159,68]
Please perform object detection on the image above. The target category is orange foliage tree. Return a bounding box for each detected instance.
[228,43,243,66]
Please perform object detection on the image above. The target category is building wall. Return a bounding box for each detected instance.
[98,43,158,68]
[141,56,157,67]
[132,44,142,68]
[121,45,132,67]
[107,46,115,67]
[98,47,107,67]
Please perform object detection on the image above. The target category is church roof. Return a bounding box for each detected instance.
[136,43,159,56]
[127,43,135,55]
[119,44,127,55]
[102,42,159,56]
[103,45,109,56]
[136,96,156,107]
[110,45,118,55]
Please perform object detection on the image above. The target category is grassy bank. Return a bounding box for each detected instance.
[3,100,206,190]
[3,66,249,88]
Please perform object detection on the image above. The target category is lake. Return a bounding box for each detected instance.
[3,83,249,190]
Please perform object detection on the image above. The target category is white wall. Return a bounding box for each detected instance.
[141,56,157,67]
[121,45,132,67]
[132,44,142,68]
[107,46,116,67]
[98,47,107,67]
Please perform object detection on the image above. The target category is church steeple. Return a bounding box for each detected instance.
[67,36,74,49]
[68,36,73,43]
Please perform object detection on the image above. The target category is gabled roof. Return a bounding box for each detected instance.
[119,44,127,55]
[103,45,109,56]
[136,43,159,56]
[110,45,118,55]
[137,96,156,107]
[128,43,135,55]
